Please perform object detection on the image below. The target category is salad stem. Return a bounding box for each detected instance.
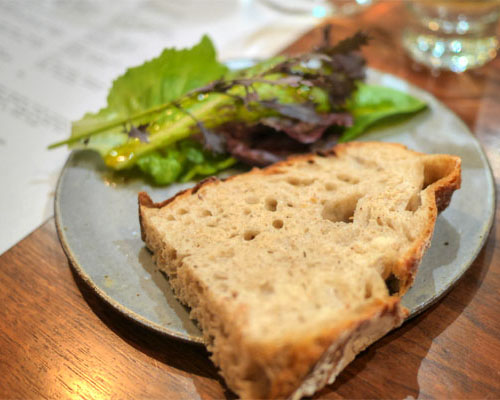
[47,102,178,149]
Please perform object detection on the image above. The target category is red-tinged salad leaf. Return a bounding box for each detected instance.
[218,123,310,167]
[260,112,352,144]
[222,83,427,166]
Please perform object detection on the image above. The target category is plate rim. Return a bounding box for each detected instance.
[404,144,496,319]
[54,165,205,344]
[54,68,497,344]
[398,95,497,319]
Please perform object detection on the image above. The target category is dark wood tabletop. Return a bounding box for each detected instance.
[1,2,499,399]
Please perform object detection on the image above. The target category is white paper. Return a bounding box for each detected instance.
[0,0,316,254]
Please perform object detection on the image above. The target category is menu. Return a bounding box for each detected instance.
[0,0,315,254]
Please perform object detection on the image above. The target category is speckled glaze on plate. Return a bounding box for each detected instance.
[54,68,496,344]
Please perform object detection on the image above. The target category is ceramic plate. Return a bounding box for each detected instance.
[54,69,496,344]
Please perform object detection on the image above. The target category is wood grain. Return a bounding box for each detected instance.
[0,221,229,399]
[1,2,499,399]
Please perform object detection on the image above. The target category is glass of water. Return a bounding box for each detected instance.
[259,0,375,18]
[402,0,500,72]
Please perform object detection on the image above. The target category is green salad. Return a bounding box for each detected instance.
[50,31,426,185]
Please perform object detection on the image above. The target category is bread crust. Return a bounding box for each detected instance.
[289,297,407,399]
[138,141,461,399]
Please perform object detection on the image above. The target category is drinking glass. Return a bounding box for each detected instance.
[403,0,500,72]
[259,0,375,18]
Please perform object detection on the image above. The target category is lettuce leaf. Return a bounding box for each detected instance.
[67,36,228,155]
[136,140,236,185]
[340,83,427,142]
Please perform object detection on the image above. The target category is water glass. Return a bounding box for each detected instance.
[403,0,500,72]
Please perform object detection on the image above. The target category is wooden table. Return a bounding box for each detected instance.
[1,2,499,399]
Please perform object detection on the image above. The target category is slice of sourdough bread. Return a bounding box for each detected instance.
[138,142,461,399]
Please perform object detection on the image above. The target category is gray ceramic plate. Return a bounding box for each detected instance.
[55,69,495,344]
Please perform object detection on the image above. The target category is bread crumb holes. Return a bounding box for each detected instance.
[406,192,422,212]
[243,230,259,241]
[287,176,313,186]
[272,219,284,229]
[265,197,278,211]
[259,281,274,294]
[200,209,212,217]
[364,282,372,299]
[337,174,359,184]
[245,195,259,204]
[322,195,360,223]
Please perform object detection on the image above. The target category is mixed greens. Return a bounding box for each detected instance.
[50,30,427,185]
